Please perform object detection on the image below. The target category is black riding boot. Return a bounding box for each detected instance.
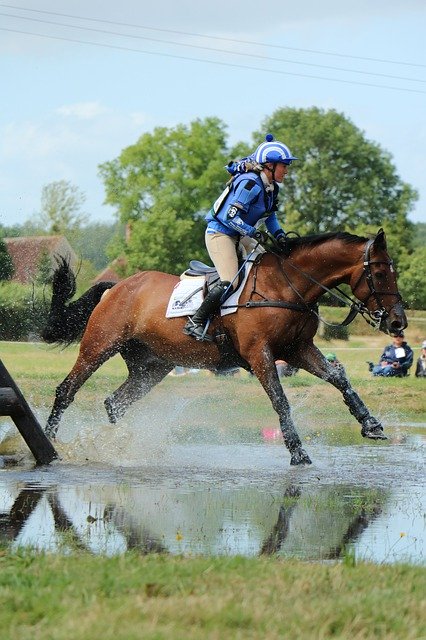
[183,281,231,342]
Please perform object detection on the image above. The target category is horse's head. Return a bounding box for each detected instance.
[350,229,407,335]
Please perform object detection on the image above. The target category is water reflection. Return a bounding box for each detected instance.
[1,429,424,563]
[0,480,389,561]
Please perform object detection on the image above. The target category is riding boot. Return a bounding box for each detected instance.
[183,281,231,342]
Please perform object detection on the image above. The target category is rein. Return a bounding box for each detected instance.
[222,235,401,330]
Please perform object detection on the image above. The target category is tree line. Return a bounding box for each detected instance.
[1,106,425,308]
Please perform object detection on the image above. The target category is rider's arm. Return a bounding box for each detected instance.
[223,179,263,237]
[265,213,285,238]
[379,347,392,365]
[261,182,285,238]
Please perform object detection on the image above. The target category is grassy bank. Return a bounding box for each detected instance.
[0,553,424,640]
[0,337,424,436]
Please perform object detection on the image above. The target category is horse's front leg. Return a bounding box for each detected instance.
[46,341,117,439]
[289,342,387,440]
[249,347,312,465]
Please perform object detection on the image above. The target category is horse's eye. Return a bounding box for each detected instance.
[375,271,385,280]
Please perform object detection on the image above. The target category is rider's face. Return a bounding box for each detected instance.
[265,163,289,183]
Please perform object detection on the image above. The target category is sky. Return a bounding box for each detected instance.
[1,0,425,228]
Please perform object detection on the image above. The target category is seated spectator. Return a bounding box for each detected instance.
[370,331,413,377]
[415,340,426,378]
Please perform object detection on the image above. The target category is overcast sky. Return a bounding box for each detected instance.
[1,0,425,227]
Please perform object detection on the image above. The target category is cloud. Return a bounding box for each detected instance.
[0,104,154,224]
[55,101,109,119]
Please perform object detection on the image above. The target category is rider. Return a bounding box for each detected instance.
[183,134,297,341]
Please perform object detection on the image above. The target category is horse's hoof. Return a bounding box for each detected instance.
[44,426,57,441]
[362,426,388,440]
[361,418,388,440]
[290,448,312,466]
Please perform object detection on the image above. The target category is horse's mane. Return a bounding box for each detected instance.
[287,231,368,248]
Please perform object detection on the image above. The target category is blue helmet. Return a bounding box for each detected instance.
[253,133,297,165]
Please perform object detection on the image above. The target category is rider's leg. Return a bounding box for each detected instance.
[183,280,231,341]
[183,232,237,341]
[205,231,239,282]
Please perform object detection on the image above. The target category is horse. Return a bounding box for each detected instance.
[41,229,406,465]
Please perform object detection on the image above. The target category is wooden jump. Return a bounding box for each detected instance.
[0,359,58,465]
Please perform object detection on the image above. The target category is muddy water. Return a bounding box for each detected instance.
[0,421,424,564]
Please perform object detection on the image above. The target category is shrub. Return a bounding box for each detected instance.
[0,283,49,340]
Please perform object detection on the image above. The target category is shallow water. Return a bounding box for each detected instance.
[0,420,424,565]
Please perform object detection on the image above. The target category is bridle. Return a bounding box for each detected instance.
[347,237,402,331]
[223,235,402,332]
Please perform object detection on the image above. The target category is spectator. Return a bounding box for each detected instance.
[415,340,426,378]
[370,331,413,377]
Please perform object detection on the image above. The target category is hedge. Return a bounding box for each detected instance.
[0,282,50,341]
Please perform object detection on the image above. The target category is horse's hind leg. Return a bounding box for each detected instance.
[249,346,312,465]
[104,340,173,423]
[288,342,386,440]
[45,341,118,439]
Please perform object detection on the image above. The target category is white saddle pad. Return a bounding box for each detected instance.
[166,277,204,318]
[166,249,261,318]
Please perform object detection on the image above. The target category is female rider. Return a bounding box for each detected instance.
[183,134,297,341]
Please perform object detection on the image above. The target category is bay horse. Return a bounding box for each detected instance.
[42,229,406,465]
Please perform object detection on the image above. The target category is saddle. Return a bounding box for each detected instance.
[182,250,247,293]
[180,252,255,373]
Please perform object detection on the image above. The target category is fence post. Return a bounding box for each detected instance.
[0,359,58,465]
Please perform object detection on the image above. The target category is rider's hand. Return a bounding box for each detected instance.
[253,230,266,244]
[276,234,290,256]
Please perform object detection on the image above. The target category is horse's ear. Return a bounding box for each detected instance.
[374,228,387,250]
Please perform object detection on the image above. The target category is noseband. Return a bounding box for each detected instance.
[350,238,402,330]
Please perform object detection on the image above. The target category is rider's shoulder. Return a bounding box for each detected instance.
[233,172,262,191]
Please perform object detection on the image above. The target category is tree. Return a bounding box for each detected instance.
[71,222,118,270]
[126,206,195,275]
[413,222,426,250]
[258,108,417,243]
[99,117,230,271]
[398,247,426,309]
[35,180,88,237]
[99,109,418,274]
[0,235,14,281]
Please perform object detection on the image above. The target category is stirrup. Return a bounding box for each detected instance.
[183,318,214,343]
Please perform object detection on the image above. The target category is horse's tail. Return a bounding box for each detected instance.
[41,256,116,345]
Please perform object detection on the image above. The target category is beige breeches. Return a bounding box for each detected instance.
[205,231,262,289]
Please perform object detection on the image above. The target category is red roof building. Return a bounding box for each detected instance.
[4,236,77,284]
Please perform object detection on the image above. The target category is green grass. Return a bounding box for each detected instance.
[0,552,424,640]
[0,336,424,434]
[1,339,425,639]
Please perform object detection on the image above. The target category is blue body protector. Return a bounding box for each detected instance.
[205,170,283,238]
